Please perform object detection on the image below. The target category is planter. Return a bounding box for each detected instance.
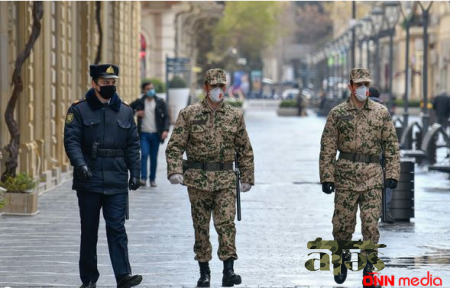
[168,88,190,124]
[277,107,300,117]
[3,190,39,216]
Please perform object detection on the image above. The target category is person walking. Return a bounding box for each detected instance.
[64,64,142,288]
[319,68,400,287]
[165,68,254,287]
[130,81,170,187]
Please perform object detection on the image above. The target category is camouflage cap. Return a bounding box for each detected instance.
[350,68,372,84]
[204,68,227,85]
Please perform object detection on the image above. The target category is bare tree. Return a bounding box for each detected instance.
[94,1,102,64]
[2,2,44,181]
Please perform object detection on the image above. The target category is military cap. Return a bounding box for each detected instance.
[204,68,226,85]
[89,64,119,79]
[349,68,372,84]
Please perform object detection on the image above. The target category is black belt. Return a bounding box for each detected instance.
[187,162,234,171]
[82,148,124,157]
[339,152,380,164]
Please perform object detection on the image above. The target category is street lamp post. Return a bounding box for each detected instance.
[325,45,333,97]
[400,1,417,130]
[362,15,373,70]
[418,1,434,135]
[355,22,364,67]
[384,1,400,113]
[371,6,384,86]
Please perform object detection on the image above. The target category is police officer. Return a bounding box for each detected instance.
[165,68,254,287]
[319,69,400,287]
[64,64,142,288]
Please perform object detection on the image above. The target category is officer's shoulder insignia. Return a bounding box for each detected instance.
[122,101,130,107]
[65,113,74,124]
[72,98,86,105]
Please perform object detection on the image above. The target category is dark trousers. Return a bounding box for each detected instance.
[140,132,160,181]
[77,190,131,284]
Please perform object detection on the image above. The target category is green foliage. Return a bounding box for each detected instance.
[212,1,285,70]
[141,78,166,93]
[279,99,298,108]
[0,173,36,193]
[0,193,4,209]
[225,99,244,107]
[395,98,421,108]
[168,76,188,89]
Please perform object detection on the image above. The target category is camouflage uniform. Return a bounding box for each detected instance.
[319,68,400,254]
[165,69,254,262]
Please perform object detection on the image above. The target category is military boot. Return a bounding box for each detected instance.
[222,259,242,287]
[334,250,351,284]
[197,262,211,287]
[362,262,382,288]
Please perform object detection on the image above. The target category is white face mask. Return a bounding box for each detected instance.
[208,87,224,103]
[355,85,368,102]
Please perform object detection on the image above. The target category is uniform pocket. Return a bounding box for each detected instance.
[82,119,101,127]
[117,119,131,129]
[190,124,206,133]
[222,126,237,146]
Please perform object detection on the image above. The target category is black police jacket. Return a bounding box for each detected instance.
[64,88,140,194]
[129,95,170,143]
[432,93,450,118]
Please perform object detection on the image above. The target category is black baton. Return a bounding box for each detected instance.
[235,153,242,221]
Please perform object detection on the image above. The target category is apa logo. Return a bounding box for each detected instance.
[305,238,386,275]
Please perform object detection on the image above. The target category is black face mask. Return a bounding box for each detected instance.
[97,85,116,99]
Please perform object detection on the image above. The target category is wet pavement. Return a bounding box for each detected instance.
[1,105,450,287]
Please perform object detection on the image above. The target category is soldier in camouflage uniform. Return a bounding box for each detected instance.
[165,68,254,287]
[319,68,400,287]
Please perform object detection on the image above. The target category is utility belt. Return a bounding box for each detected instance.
[183,161,234,172]
[83,144,124,159]
[339,151,380,164]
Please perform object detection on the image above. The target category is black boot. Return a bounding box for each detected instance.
[117,274,143,288]
[222,259,242,287]
[79,282,96,288]
[362,262,382,288]
[334,250,351,284]
[197,262,211,287]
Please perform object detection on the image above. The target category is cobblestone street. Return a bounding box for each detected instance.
[1,108,450,287]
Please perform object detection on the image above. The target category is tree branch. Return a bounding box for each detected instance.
[2,2,44,181]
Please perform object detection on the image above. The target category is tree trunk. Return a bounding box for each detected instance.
[94,1,102,64]
[1,2,44,182]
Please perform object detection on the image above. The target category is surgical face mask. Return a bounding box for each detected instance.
[355,85,368,102]
[208,87,224,103]
[97,85,116,99]
[146,89,156,97]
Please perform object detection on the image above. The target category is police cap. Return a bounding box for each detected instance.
[90,64,119,79]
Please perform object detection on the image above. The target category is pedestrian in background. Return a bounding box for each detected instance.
[432,90,450,130]
[319,68,400,287]
[130,81,170,187]
[64,64,142,288]
[369,86,396,224]
[368,86,384,105]
[165,68,254,287]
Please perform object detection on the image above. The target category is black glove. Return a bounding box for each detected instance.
[76,165,92,181]
[129,177,141,190]
[322,182,335,194]
[385,178,398,189]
